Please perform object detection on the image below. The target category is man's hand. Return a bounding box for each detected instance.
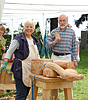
[77,55,80,62]
[73,61,78,68]
[53,36,61,45]
[54,32,61,42]
[1,61,8,72]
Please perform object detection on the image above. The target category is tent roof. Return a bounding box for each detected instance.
[1,0,88,21]
[0,0,88,39]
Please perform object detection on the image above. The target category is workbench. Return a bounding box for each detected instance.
[29,74,73,100]
[0,61,16,95]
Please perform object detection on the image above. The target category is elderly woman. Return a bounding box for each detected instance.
[1,20,40,100]
[0,25,6,62]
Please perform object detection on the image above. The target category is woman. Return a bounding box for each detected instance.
[1,20,40,100]
[0,25,6,66]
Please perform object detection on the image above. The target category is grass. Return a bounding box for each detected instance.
[72,49,88,100]
[37,49,88,100]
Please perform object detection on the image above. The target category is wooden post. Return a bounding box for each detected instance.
[29,85,38,100]
[42,89,51,100]
[0,70,6,95]
[51,89,58,100]
[64,88,73,100]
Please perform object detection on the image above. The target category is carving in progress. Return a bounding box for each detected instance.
[31,59,84,81]
[43,62,84,81]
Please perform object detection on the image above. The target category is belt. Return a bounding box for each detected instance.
[53,52,71,56]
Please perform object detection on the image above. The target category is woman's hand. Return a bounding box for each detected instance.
[2,45,5,50]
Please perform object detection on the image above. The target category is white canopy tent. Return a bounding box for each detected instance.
[0,0,88,38]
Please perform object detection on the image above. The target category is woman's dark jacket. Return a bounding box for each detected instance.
[11,32,39,79]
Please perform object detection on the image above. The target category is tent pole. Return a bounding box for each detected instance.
[0,0,5,24]
[11,19,14,40]
[42,13,45,40]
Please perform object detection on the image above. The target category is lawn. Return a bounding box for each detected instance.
[36,49,88,100]
[72,49,88,100]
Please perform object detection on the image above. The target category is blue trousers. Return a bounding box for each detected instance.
[15,77,30,100]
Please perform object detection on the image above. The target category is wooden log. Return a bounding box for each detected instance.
[31,59,53,75]
[54,60,74,69]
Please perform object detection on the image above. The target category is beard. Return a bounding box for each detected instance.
[60,24,67,29]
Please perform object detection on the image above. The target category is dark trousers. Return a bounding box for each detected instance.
[15,77,30,100]
[0,55,2,60]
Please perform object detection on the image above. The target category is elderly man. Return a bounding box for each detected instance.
[46,14,77,67]
[46,14,77,99]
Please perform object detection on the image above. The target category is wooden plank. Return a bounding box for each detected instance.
[0,84,16,90]
[35,81,46,89]
[64,88,73,100]
[5,73,15,84]
[30,74,73,83]
[35,80,73,89]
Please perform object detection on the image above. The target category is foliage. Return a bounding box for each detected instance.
[32,27,41,38]
[32,22,41,38]
[6,28,10,33]
[75,14,88,28]
[18,23,24,34]
[13,30,18,33]
[0,92,16,98]
[3,34,11,52]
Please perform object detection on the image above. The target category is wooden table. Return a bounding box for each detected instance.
[29,74,74,100]
[0,62,16,95]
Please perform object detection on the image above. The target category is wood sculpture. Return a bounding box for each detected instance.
[43,62,84,81]
[31,59,84,81]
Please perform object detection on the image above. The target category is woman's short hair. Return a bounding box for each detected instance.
[24,20,35,29]
[0,25,6,35]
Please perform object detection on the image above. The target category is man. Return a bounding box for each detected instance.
[46,14,77,99]
[46,14,77,67]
